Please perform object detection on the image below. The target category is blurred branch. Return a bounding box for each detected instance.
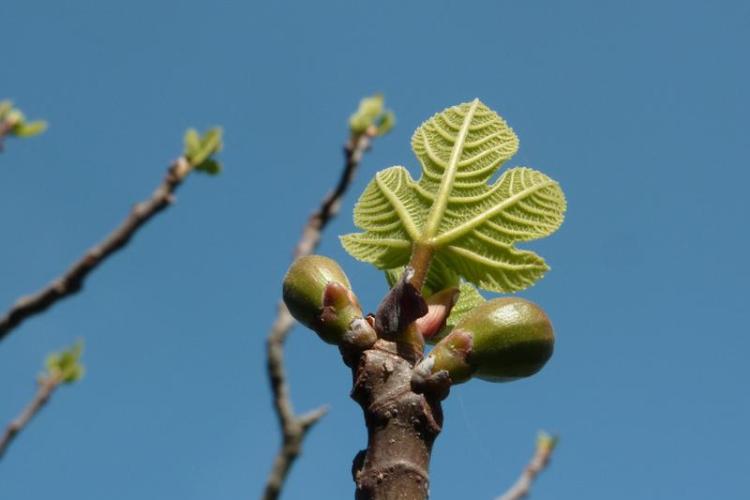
[263,95,393,500]
[0,129,222,342]
[0,342,84,461]
[497,432,558,500]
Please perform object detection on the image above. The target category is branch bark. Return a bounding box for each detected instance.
[0,373,62,460]
[262,127,377,500]
[497,434,557,500]
[0,157,194,342]
[349,340,446,500]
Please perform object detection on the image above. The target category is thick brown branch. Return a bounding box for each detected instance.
[0,157,193,342]
[350,340,447,500]
[497,434,557,500]
[263,127,377,500]
[0,373,62,460]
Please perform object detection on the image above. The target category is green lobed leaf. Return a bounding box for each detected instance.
[341,99,566,293]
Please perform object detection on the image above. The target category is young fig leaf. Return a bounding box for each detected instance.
[341,99,566,293]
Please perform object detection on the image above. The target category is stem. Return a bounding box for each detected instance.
[0,157,194,342]
[263,303,328,500]
[350,340,444,500]
[406,244,434,292]
[263,127,377,500]
[497,434,557,500]
[0,374,62,460]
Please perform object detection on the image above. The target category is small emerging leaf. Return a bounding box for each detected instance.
[183,127,223,174]
[0,101,13,119]
[537,431,558,452]
[184,128,201,156]
[342,99,566,293]
[12,120,48,138]
[349,94,395,136]
[1,101,47,141]
[195,158,221,175]
[376,110,396,136]
[44,340,85,384]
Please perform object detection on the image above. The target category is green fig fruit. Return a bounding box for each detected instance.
[425,297,554,383]
[282,255,363,344]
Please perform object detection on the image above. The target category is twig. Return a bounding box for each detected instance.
[293,128,376,259]
[0,157,193,342]
[0,373,62,460]
[262,127,377,500]
[497,433,558,500]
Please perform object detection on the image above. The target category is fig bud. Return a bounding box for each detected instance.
[282,255,362,344]
[425,298,554,383]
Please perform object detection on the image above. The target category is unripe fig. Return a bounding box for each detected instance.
[425,298,554,383]
[282,255,362,344]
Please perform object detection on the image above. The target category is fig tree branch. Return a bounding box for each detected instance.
[0,373,62,460]
[0,156,200,342]
[263,126,378,500]
[497,433,558,500]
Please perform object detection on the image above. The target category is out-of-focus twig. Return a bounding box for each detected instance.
[263,107,387,500]
[0,129,222,342]
[0,342,84,461]
[0,374,62,460]
[497,432,558,500]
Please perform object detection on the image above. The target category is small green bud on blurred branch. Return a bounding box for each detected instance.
[183,127,223,174]
[43,340,85,384]
[537,431,558,453]
[0,100,47,149]
[0,340,84,460]
[348,94,396,136]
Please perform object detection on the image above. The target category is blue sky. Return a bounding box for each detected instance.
[1,1,749,498]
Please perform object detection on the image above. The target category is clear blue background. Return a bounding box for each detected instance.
[2,1,748,498]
